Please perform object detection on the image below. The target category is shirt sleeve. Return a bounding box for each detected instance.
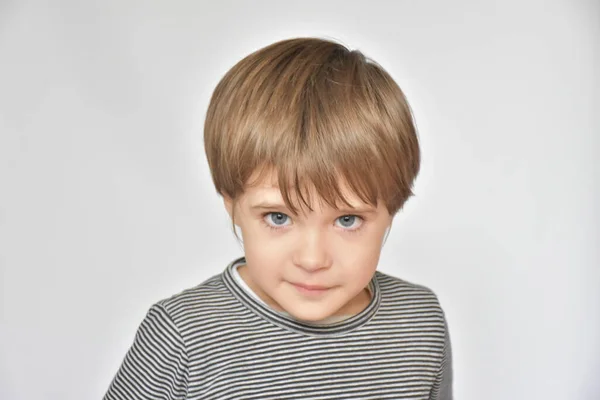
[429,314,454,400]
[103,304,189,400]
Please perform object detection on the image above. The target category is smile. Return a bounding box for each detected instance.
[291,282,331,296]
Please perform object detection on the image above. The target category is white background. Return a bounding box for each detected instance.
[1,1,598,399]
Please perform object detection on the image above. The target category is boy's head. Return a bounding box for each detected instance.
[204,37,420,322]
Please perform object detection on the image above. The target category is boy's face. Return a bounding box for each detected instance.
[224,170,392,322]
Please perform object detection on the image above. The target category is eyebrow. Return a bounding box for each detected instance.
[250,201,377,214]
[250,201,288,211]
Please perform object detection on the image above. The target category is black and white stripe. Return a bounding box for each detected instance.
[104,257,452,399]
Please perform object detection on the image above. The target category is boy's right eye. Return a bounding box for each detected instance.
[264,212,291,227]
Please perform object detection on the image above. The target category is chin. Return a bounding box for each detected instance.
[286,307,333,322]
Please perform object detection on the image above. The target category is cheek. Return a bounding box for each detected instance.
[332,231,382,258]
[242,232,287,275]
[332,235,383,277]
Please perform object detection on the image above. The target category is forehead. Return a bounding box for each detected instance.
[244,168,372,210]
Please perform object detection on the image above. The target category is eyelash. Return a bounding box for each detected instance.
[260,212,365,235]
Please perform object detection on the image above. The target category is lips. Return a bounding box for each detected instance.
[291,283,329,291]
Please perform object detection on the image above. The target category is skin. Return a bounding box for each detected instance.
[223,170,393,323]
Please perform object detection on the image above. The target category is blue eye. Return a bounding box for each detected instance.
[262,212,364,234]
[336,215,360,228]
[265,212,290,226]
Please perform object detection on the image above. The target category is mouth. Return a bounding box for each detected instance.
[290,282,331,295]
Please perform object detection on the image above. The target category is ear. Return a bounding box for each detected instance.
[382,220,393,248]
[223,195,234,220]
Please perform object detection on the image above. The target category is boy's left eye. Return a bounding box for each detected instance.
[335,215,362,229]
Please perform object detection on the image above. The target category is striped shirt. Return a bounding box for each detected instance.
[104,257,453,399]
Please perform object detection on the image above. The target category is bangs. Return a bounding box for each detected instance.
[246,158,382,217]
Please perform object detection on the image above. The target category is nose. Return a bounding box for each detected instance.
[292,228,332,272]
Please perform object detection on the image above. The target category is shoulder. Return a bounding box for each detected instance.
[375,270,447,318]
[150,272,241,329]
[376,270,442,299]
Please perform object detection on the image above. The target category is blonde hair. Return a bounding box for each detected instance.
[203,37,420,236]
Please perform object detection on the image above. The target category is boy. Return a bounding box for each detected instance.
[104,37,453,399]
